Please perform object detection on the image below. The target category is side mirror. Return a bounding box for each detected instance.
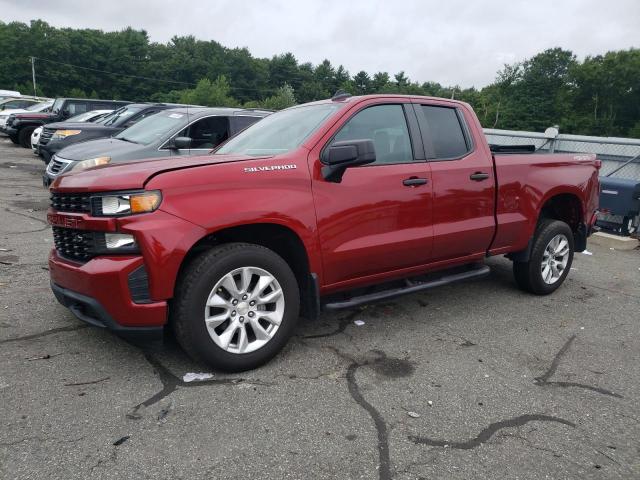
[172,136,192,149]
[321,139,376,182]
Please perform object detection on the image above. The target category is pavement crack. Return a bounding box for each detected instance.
[346,360,392,480]
[408,414,575,450]
[127,350,273,419]
[325,347,395,480]
[299,309,360,339]
[0,324,87,345]
[534,335,622,398]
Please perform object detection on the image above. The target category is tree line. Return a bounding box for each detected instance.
[1,20,638,137]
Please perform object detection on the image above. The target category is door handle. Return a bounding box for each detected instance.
[469,172,490,181]
[403,177,428,187]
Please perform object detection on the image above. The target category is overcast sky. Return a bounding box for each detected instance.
[2,0,638,87]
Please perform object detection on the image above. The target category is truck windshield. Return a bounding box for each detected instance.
[215,103,340,156]
[114,111,188,145]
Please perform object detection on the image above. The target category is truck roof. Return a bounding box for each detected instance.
[301,93,470,109]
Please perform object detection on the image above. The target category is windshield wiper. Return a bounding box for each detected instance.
[118,137,138,144]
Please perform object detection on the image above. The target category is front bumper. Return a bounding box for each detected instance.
[49,249,167,339]
[51,282,164,342]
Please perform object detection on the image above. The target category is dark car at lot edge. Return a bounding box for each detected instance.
[38,103,186,164]
[43,106,270,185]
[3,97,130,148]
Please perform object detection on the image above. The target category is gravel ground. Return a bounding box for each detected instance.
[1,137,639,479]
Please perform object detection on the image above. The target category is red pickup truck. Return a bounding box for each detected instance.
[47,94,600,371]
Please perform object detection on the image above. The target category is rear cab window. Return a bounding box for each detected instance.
[417,105,471,160]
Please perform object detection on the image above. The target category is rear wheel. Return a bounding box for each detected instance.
[513,219,574,295]
[172,243,300,372]
[18,127,35,148]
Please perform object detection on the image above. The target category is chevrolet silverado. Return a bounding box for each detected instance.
[47,93,600,371]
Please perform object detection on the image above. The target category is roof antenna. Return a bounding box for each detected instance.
[331,90,351,101]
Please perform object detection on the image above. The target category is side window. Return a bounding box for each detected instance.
[419,106,469,159]
[67,101,89,116]
[230,116,261,135]
[332,104,413,165]
[182,116,230,149]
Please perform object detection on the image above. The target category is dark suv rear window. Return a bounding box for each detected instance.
[419,106,469,159]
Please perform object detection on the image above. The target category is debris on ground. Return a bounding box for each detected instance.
[64,377,109,387]
[427,400,433,406]
[112,435,130,446]
[354,320,365,326]
[157,400,174,424]
[183,372,214,382]
[407,411,421,418]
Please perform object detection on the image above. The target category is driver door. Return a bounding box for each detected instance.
[310,100,433,288]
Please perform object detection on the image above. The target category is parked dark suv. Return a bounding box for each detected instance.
[38,103,181,163]
[43,107,270,185]
[4,97,130,148]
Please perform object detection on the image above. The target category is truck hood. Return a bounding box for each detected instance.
[51,153,269,192]
[55,137,146,161]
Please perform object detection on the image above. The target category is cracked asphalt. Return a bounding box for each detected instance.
[1,137,639,479]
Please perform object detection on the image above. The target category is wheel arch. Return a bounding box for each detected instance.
[175,222,319,319]
[509,189,586,262]
[537,191,586,251]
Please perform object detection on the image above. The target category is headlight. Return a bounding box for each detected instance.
[52,129,81,140]
[95,190,162,216]
[71,156,111,172]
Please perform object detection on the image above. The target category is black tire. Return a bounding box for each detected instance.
[18,127,35,148]
[8,135,19,145]
[171,242,300,372]
[513,219,574,295]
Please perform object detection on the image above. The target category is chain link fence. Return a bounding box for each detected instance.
[484,128,640,180]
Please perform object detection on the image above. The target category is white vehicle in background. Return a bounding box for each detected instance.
[0,100,53,130]
[30,109,113,154]
[0,89,21,100]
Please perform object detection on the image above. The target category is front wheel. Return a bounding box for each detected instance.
[513,219,574,295]
[172,243,300,372]
[18,127,36,148]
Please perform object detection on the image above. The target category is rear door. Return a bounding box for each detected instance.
[310,100,433,287]
[413,101,495,262]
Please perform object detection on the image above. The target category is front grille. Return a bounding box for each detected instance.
[50,192,91,213]
[52,227,96,262]
[46,156,73,176]
[39,127,55,145]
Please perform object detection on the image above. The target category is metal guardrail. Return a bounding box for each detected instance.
[484,128,640,180]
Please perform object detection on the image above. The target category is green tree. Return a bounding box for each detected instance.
[258,84,296,110]
[179,76,237,107]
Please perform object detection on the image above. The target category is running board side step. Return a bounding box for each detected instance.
[323,264,491,311]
